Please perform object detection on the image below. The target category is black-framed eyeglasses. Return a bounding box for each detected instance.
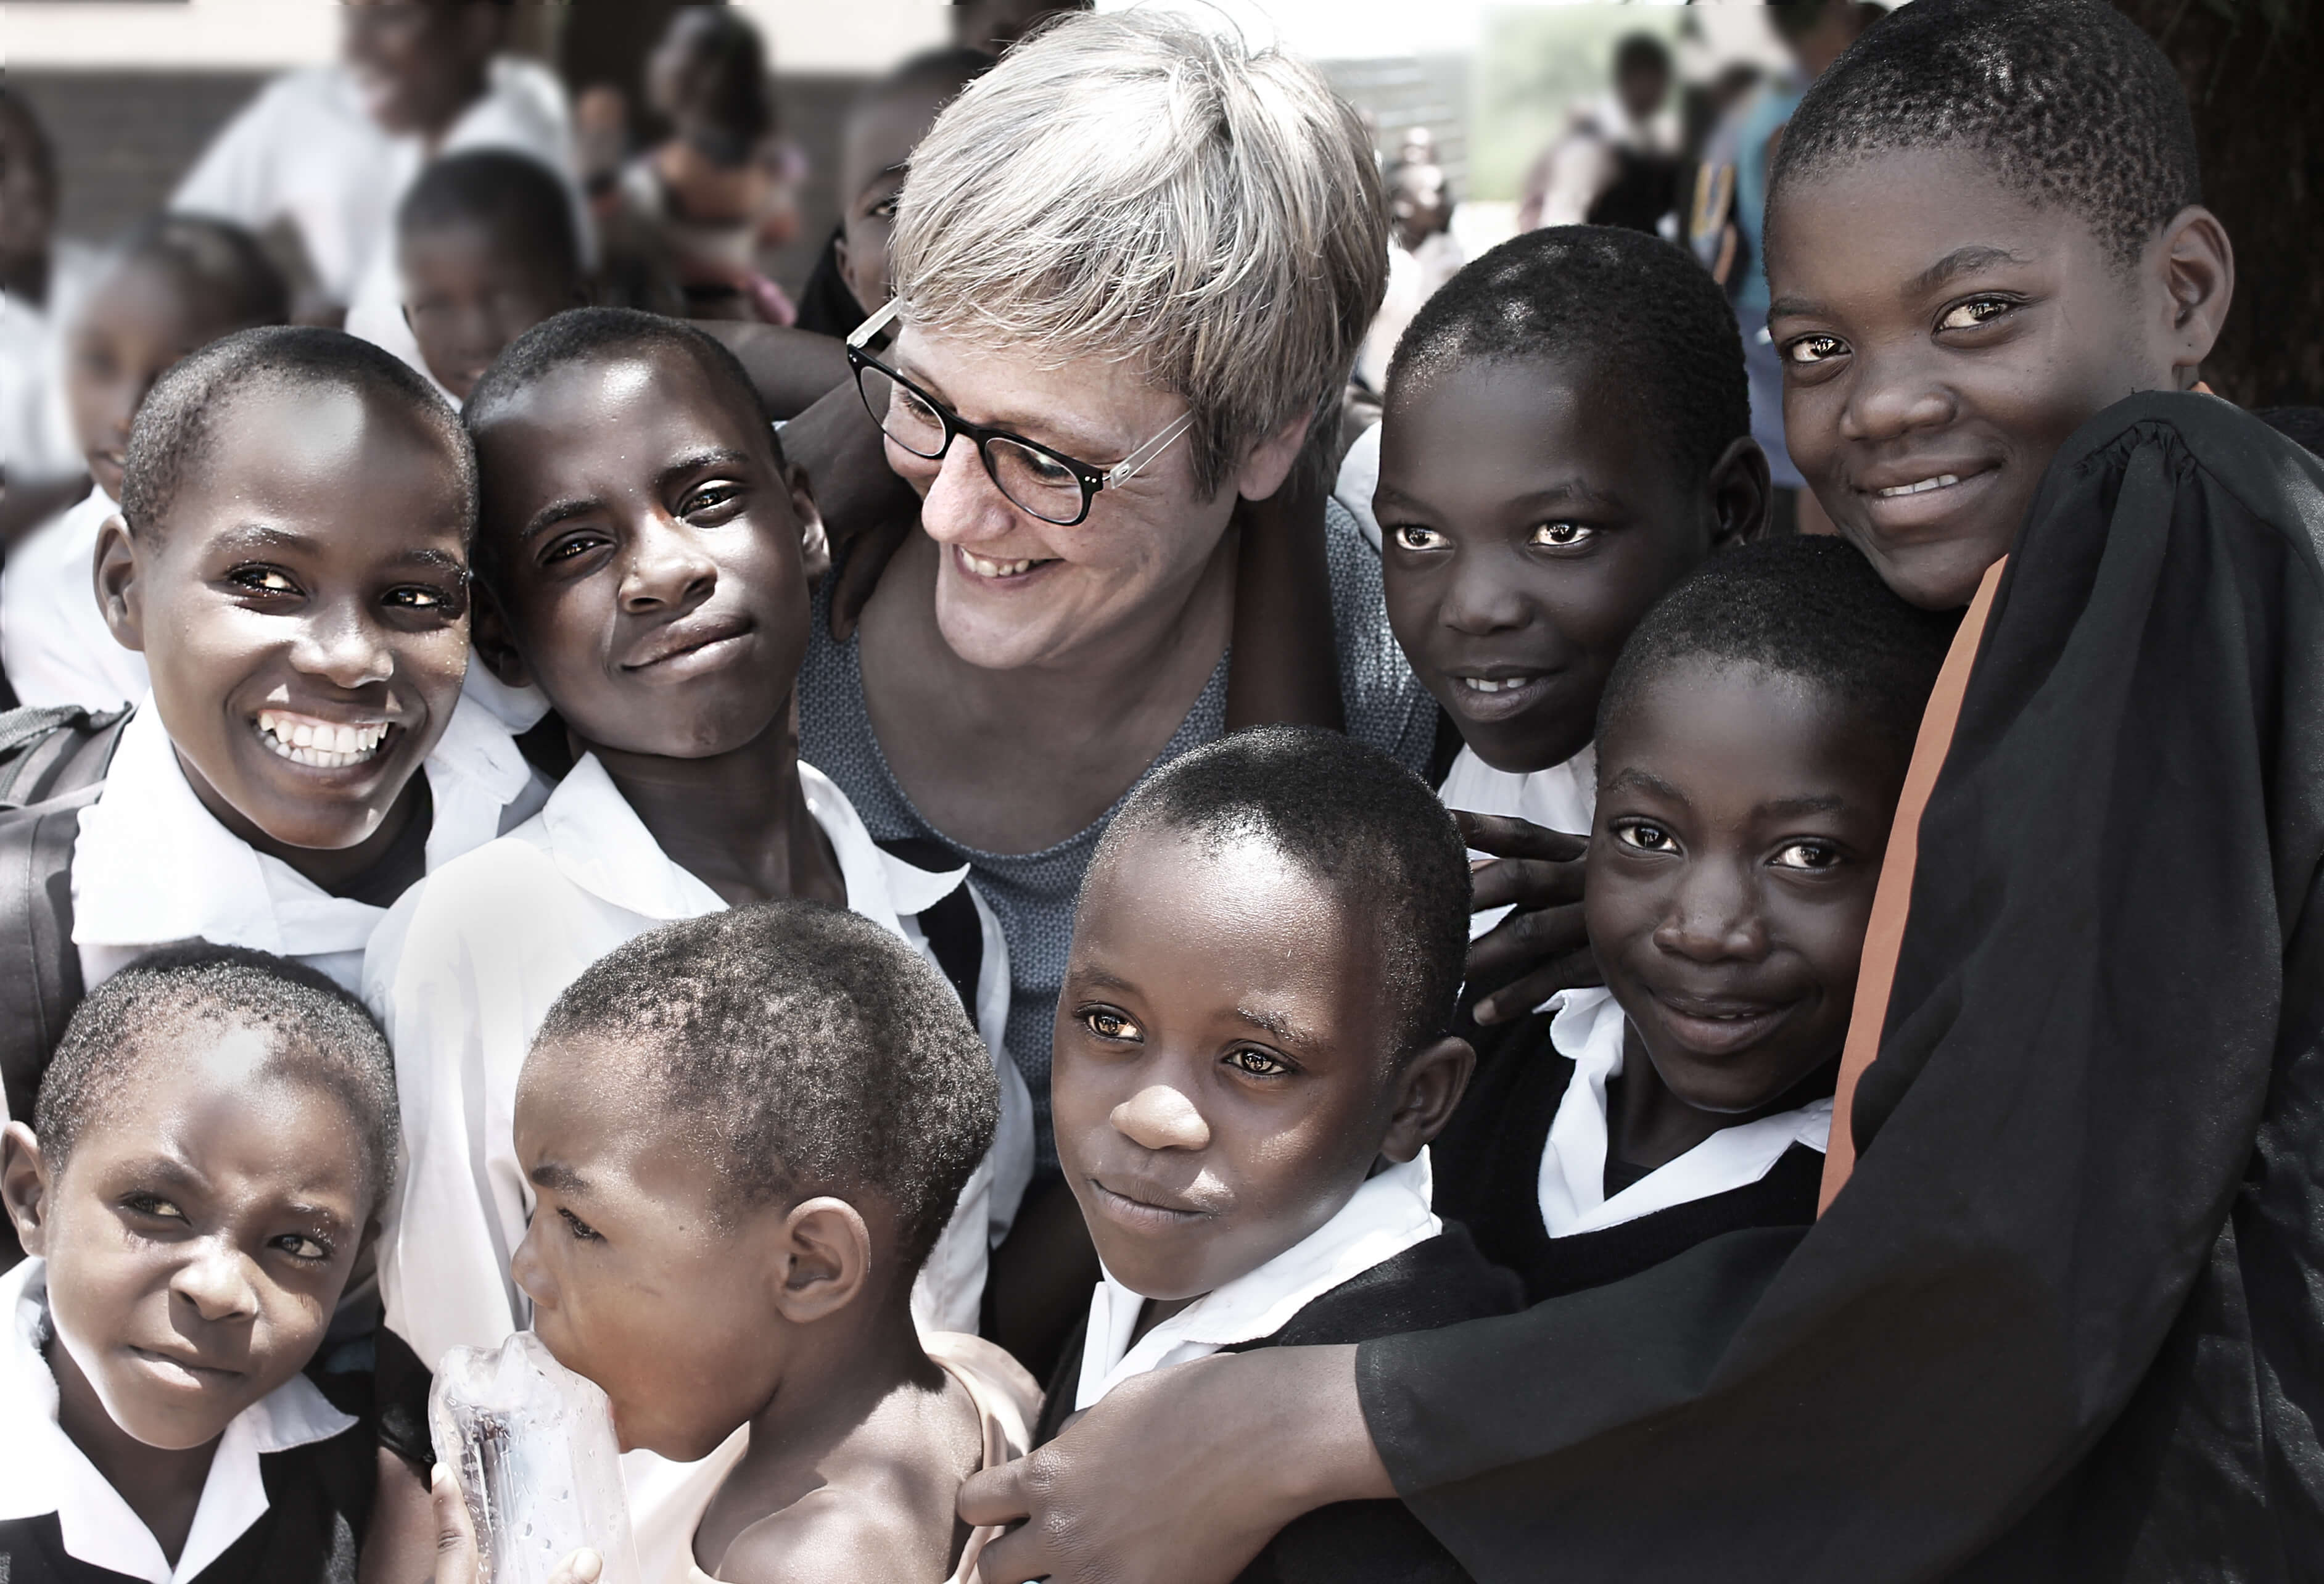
[845,297,1195,527]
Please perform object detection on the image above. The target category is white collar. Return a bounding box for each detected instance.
[0,1258,355,1584]
[1536,986,1832,1239]
[1440,743,1596,946]
[534,751,971,937]
[1075,1152,1439,1411]
[72,690,534,959]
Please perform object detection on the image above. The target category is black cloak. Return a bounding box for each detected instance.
[1359,391,2324,1582]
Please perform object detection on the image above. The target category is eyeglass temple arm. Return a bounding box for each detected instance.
[848,295,904,350]
[1109,412,1197,486]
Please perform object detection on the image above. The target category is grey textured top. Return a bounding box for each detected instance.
[798,500,1437,1169]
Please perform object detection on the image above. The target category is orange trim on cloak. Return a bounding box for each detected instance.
[1818,555,2009,1213]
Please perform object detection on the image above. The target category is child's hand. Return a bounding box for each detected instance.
[1454,811,1599,1025]
[431,1464,603,1584]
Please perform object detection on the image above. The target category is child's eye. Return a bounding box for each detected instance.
[869,192,902,221]
[1225,1047,1292,1078]
[1390,524,1445,552]
[681,482,745,518]
[229,566,302,597]
[271,1232,333,1262]
[122,1192,188,1223]
[542,530,609,567]
[1080,1008,1142,1042]
[1529,521,1594,550]
[1936,295,2019,332]
[1772,840,1844,872]
[1614,820,1678,854]
[1783,334,1847,366]
[558,1207,603,1243]
[382,584,452,611]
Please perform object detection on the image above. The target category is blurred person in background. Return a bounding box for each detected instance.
[598,5,804,324]
[952,0,1095,55]
[0,89,99,503]
[173,0,577,337]
[1353,142,1464,398]
[1517,31,1678,236]
[794,47,1001,340]
[1692,0,1876,532]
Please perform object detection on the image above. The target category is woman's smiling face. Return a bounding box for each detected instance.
[878,325,1266,674]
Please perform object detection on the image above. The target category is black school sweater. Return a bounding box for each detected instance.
[1431,1007,1825,1304]
[1039,1227,1522,1584]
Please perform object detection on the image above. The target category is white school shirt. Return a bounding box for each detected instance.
[0,240,101,487]
[1535,986,1832,1238]
[0,1258,358,1584]
[364,751,1036,1374]
[67,689,542,999]
[0,485,148,711]
[1073,1152,1439,1413]
[173,57,577,321]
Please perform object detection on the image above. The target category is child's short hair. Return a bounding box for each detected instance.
[1093,725,1470,1066]
[35,944,398,1211]
[463,305,773,468]
[105,212,291,332]
[1597,536,1959,757]
[1387,226,1749,484]
[398,149,582,283]
[1770,0,2200,267]
[122,324,474,543]
[533,901,999,1271]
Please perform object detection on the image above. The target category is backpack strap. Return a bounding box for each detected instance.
[0,784,96,1129]
[875,836,985,1019]
[0,703,131,809]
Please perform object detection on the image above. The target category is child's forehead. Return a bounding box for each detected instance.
[1769,145,2114,274]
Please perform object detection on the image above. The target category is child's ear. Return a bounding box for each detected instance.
[1378,1036,1477,1165]
[770,1196,873,1325]
[1,1121,55,1259]
[1234,412,1314,506]
[470,579,534,691]
[1705,437,1774,551]
[92,514,147,654]
[2151,205,2235,386]
[781,460,830,582]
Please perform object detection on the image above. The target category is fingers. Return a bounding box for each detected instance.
[958,1458,1031,1529]
[1466,901,1588,984]
[431,1464,479,1584]
[1473,948,1602,1027]
[548,1550,604,1584]
[1467,855,1586,914]
[1452,810,1590,864]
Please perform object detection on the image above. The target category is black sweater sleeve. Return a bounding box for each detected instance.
[1358,394,2324,1583]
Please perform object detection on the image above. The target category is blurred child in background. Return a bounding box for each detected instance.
[1,215,287,712]
[396,150,587,404]
[0,89,99,501]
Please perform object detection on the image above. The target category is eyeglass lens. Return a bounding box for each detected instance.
[857,363,1090,526]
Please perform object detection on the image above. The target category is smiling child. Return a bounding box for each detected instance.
[0,944,422,1583]
[1433,535,1955,1300]
[509,902,1036,1584]
[1,215,287,712]
[396,150,586,405]
[1043,725,1518,1582]
[367,309,1031,1392]
[1371,224,1766,1024]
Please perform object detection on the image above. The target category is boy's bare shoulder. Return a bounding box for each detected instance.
[706,1480,957,1584]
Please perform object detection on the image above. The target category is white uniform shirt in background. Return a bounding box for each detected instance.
[0,485,147,711]
[0,239,101,487]
[65,691,542,1000]
[173,57,579,379]
[1073,1152,1440,1412]
[1533,986,1832,1237]
[365,751,1035,1372]
[0,1258,357,1584]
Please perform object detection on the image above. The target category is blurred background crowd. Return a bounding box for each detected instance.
[3,0,2317,534]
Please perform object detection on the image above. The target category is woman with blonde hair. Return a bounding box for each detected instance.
[796,7,1435,1347]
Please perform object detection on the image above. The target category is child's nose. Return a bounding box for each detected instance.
[619,514,719,611]
[1440,554,1529,635]
[1653,859,1771,963]
[1838,345,1957,444]
[511,1224,554,1309]
[171,1242,262,1324]
[1111,1083,1211,1152]
[292,602,396,690]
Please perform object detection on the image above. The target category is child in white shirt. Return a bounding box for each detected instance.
[366,311,1032,1383]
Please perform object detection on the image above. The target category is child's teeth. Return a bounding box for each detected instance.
[255,711,389,769]
[1879,474,1961,498]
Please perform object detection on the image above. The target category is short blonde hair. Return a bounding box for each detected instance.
[891,10,1388,498]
